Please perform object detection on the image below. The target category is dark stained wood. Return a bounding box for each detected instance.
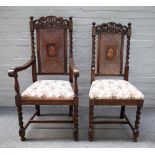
[35,105,40,116]
[69,17,73,58]
[24,111,38,129]
[69,58,79,95]
[92,114,134,130]
[120,106,125,119]
[73,101,78,141]
[16,105,25,141]
[133,106,142,142]
[30,25,39,114]
[8,15,79,141]
[33,16,69,30]
[88,105,94,141]
[20,99,74,105]
[69,105,73,116]
[124,114,134,131]
[93,120,129,124]
[8,58,35,77]
[90,99,143,106]
[91,22,96,83]
[89,22,144,142]
[124,23,131,81]
[30,120,73,123]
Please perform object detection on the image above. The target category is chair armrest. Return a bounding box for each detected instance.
[8,58,35,77]
[8,58,35,97]
[69,58,79,95]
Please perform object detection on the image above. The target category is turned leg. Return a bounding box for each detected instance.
[35,105,40,116]
[88,104,94,141]
[69,105,73,116]
[73,104,78,141]
[133,106,142,142]
[120,106,125,119]
[16,105,25,141]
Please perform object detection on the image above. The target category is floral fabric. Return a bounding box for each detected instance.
[89,79,144,100]
[21,80,74,99]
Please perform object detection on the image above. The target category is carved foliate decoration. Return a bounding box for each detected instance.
[106,47,116,60]
[96,22,128,34]
[33,16,69,29]
[46,43,57,58]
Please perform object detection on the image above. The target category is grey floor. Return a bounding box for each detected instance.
[0,106,155,148]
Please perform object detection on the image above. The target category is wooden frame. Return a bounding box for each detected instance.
[8,16,79,141]
[89,22,144,142]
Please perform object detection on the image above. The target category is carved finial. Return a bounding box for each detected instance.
[92,22,96,26]
[92,22,96,36]
[128,22,131,27]
[30,16,34,21]
[69,16,72,21]
[127,22,132,37]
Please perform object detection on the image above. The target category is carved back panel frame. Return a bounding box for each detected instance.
[91,22,131,83]
[30,16,73,77]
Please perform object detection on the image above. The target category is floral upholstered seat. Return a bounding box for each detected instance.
[89,79,144,100]
[21,80,74,99]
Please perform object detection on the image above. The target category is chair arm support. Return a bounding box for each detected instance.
[69,58,79,95]
[124,65,129,81]
[8,58,35,77]
[91,67,95,84]
[69,58,79,77]
[8,58,35,97]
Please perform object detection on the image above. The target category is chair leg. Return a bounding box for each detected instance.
[133,106,142,142]
[35,105,40,116]
[73,104,78,141]
[88,104,94,141]
[16,105,25,141]
[120,106,125,119]
[69,105,73,116]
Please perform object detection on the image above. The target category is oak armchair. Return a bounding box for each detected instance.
[88,22,144,142]
[8,16,79,141]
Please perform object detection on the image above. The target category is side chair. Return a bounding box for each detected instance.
[88,22,144,142]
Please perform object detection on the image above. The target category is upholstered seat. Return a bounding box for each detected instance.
[89,79,144,100]
[22,80,74,99]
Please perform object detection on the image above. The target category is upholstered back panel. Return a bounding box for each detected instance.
[96,33,124,75]
[36,28,67,74]
[93,22,129,76]
[31,16,70,74]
